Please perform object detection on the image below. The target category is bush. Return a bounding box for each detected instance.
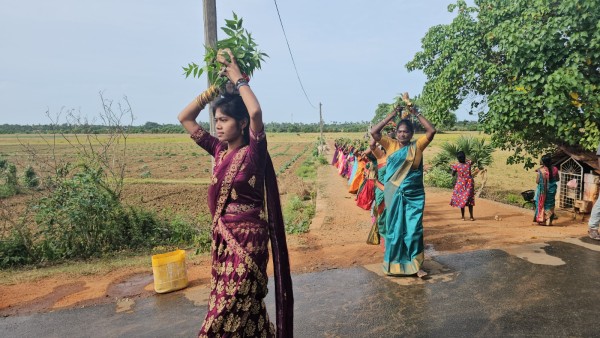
[424,167,455,189]
[505,193,522,205]
[0,229,34,268]
[0,165,204,267]
[22,166,39,188]
[0,162,19,198]
[283,195,315,234]
[296,158,316,180]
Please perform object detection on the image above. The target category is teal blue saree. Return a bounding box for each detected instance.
[382,141,425,275]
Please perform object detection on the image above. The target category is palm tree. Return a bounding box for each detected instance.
[432,136,495,197]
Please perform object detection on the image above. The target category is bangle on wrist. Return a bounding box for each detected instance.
[235,78,249,90]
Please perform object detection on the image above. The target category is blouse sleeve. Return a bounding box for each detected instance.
[248,126,268,168]
[379,135,399,155]
[416,135,431,152]
[190,125,221,157]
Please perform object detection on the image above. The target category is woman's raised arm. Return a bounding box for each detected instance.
[370,106,399,141]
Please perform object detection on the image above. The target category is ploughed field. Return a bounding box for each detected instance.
[0,133,319,220]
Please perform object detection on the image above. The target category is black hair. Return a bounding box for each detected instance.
[541,154,554,180]
[456,151,466,164]
[212,94,250,145]
[396,119,414,134]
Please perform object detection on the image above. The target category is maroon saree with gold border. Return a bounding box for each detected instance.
[191,126,293,338]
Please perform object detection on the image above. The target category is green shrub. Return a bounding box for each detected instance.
[283,195,315,234]
[34,166,128,260]
[0,229,34,268]
[22,166,39,188]
[0,162,19,198]
[194,213,212,254]
[505,193,521,205]
[296,158,316,180]
[424,167,455,189]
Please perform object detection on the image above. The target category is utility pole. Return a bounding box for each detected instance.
[203,0,217,172]
[319,102,323,148]
[203,0,217,137]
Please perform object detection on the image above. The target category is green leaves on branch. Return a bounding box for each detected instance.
[183,12,268,89]
[407,0,600,168]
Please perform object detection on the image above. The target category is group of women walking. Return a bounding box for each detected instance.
[332,99,439,278]
[176,48,557,337]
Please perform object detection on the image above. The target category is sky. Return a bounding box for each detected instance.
[0,0,473,126]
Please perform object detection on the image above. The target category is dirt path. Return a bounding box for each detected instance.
[0,150,589,316]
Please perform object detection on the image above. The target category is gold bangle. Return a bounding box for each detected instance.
[195,95,202,109]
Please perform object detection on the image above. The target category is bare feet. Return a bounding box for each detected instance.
[417,269,428,278]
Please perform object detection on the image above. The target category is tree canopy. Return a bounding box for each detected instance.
[407,0,600,168]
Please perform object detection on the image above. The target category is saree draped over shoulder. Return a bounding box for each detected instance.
[379,135,430,276]
[191,125,293,338]
[534,166,559,224]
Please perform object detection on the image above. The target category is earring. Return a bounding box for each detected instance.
[242,129,245,136]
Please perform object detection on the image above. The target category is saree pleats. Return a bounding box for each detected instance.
[199,218,274,337]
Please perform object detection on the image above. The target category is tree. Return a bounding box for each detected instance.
[407,0,600,168]
[371,103,393,125]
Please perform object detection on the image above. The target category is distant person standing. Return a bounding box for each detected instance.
[534,154,559,226]
[588,142,600,240]
[450,151,475,221]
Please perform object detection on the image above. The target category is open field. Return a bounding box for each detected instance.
[0,132,321,237]
[0,131,537,216]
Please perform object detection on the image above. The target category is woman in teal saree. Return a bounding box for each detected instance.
[370,97,436,277]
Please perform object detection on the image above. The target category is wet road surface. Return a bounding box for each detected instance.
[2,238,599,337]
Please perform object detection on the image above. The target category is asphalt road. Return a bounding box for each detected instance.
[2,238,599,338]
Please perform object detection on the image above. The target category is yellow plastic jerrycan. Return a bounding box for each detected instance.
[151,249,189,293]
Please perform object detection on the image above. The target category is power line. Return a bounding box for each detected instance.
[272,0,316,109]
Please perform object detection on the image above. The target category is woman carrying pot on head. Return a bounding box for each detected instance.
[178,48,293,337]
[370,94,436,278]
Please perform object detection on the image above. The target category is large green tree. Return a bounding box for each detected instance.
[407,0,600,168]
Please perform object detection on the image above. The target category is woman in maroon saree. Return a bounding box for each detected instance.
[178,49,293,338]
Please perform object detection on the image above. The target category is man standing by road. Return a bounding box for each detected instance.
[588,141,600,240]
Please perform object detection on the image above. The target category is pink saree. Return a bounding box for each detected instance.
[191,126,293,338]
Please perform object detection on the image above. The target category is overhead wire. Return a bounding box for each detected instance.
[272,0,317,109]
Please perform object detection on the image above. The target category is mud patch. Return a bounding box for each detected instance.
[503,243,565,265]
[560,237,600,252]
[363,259,458,286]
[115,298,135,313]
[0,282,87,316]
[182,285,211,307]
[107,273,154,299]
